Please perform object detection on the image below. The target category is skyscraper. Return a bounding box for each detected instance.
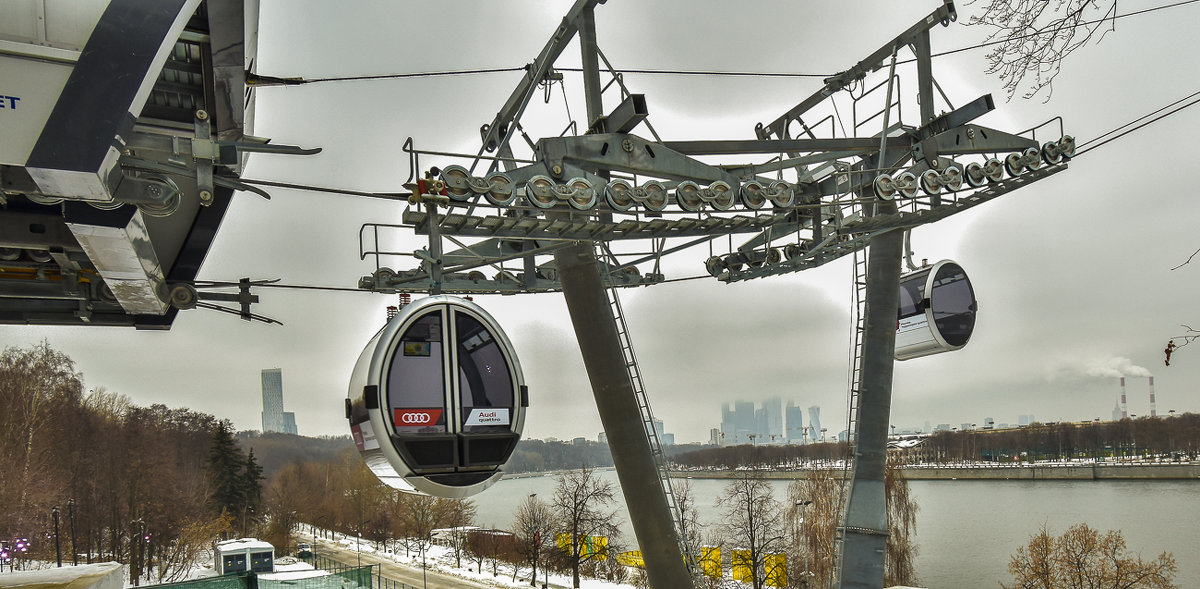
[786,401,805,443]
[720,403,738,446]
[261,368,297,435]
[762,397,783,443]
[808,405,822,443]
[733,400,755,445]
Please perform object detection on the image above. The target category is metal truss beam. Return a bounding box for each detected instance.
[719,164,1065,282]
[758,0,957,140]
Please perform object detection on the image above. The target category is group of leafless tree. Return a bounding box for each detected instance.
[674,414,1200,471]
[695,457,917,589]
[908,415,1200,465]
[1004,523,1178,589]
[673,442,851,471]
[0,343,254,584]
[506,467,628,588]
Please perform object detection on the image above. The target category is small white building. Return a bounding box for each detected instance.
[215,538,275,575]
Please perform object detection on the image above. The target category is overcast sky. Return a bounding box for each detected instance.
[3,0,1199,444]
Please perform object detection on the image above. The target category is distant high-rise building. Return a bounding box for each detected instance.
[720,403,736,446]
[709,428,722,446]
[260,368,297,435]
[983,417,995,430]
[808,406,822,443]
[786,402,805,443]
[762,397,783,443]
[651,418,674,445]
[734,401,755,444]
[598,432,608,444]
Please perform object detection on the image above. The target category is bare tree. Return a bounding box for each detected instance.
[672,479,703,568]
[0,342,84,512]
[550,466,621,589]
[1003,523,1178,589]
[513,494,554,586]
[786,469,840,588]
[785,457,918,589]
[466,529,509,576]
[717,472,787,589]
[966,0,1118,101]
[883,454,919,587]
[400,493,444,565]
[440,497,477,568]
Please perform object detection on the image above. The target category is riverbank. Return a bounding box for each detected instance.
[667,462,1200,480]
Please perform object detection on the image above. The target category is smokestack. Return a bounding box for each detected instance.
[1120,377,1128,419]
[1149,376,1157,418]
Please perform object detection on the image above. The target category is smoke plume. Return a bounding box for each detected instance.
[1082,356,1152,379]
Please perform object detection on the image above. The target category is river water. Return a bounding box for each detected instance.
[474,470,1200,588]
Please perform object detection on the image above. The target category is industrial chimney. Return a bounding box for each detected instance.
[1120,377,1128,419]
[1149,376,1157,418]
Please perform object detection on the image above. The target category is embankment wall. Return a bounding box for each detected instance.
[668,463,1200,480]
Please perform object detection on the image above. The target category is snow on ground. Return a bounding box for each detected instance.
[313,529,640,589]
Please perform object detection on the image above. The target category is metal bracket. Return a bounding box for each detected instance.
[168,278,282,324]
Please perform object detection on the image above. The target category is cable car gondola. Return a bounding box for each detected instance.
[347,295,527,497]
[895,260,977,361]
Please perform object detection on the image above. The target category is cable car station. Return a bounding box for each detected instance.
[347,1,1075,586]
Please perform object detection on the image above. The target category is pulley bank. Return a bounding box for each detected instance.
[670,463,1200,481]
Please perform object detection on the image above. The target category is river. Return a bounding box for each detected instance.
[473,470,1200,588]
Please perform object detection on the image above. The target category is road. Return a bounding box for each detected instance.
[310,537,559,589]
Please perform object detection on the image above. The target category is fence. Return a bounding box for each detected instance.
[307,552,421,589]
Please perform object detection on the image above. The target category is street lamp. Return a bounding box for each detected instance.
[794,500,812,582]
[68,499,77,566]
[52,505,61,567]
[421,532,431,589]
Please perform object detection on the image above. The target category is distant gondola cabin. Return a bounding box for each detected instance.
[895,260,977,360]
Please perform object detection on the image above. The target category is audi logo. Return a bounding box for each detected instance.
[397,410,440,425]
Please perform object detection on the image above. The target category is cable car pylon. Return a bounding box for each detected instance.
[603,252,699,577]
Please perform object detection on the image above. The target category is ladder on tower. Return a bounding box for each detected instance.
[604,277,698,576]
[832,243,869,576]
[845,246,868,453]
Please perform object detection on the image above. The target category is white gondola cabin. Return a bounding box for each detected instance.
[347,296,526,498]
[895,260,977,360]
